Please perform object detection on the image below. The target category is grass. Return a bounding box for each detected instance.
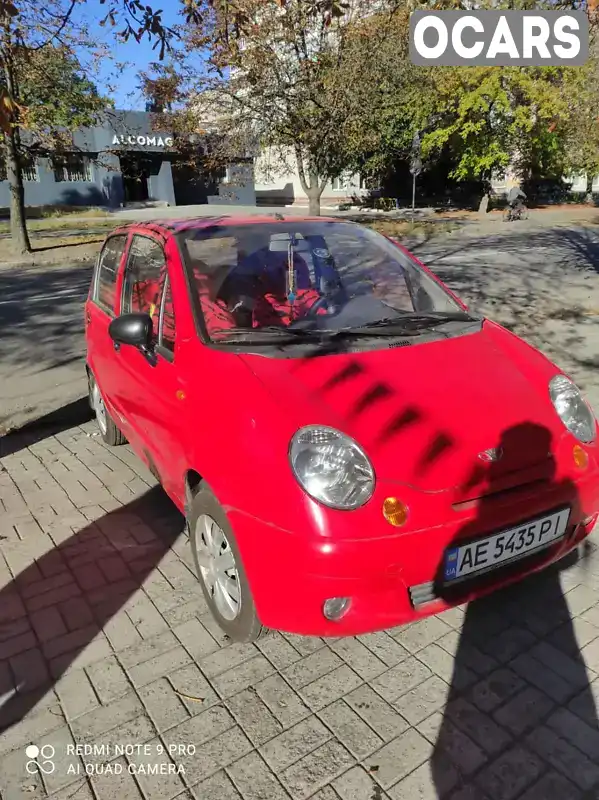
[362,218,460,238]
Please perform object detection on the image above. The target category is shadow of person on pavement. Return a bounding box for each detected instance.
[0,456,185,735]
[430,422,599,799]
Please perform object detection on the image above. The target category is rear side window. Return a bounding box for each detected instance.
[93,235,127,313]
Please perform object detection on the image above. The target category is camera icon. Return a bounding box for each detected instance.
[25,744,55,775]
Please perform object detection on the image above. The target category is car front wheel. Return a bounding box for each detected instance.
[188,484,266,642]
[88,372,127,447]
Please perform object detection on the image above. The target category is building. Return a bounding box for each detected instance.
[0,111,256,210]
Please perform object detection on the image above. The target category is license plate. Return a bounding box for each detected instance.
[444,508,571,583]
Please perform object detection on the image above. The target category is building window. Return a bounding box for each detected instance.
[21,154,39,182]
[53,153,93,182]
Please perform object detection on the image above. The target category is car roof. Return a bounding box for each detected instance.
[109,215,343,240]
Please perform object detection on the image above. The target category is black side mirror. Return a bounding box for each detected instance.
[109,313,156,364]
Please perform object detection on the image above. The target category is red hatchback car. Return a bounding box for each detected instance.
[85,216,599,642]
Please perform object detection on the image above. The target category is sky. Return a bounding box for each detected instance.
[78,0,187,110]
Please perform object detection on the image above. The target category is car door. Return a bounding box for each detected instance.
[111,233,185,494]
[86,233,129,411]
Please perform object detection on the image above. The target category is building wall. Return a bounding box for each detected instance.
[254,146,366,207]
[0,111,220,209]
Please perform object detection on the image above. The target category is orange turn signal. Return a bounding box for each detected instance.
[383,497,409,527]
[573,445,589,470]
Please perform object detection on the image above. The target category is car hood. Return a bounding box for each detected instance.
[241,323,562,495]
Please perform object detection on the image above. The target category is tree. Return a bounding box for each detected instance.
[178,0,401,215]
[0,0,115,252]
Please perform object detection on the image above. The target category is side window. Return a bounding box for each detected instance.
[159,277,176,354]
[93,235,127,313]
[122,235,167,330]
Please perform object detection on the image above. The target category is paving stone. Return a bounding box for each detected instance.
[392,675,450,725]
[0,702,65,756]
[226,687,283,746]
[443,697,511,755]
[417,643,477,689]
[70,692,145,740]
[256,632,302,670]
[318,699,383,759]
[37,724,82,796]
[528,640,592,687]
[366,729,432,790]
[91,756,145,799]
[191,770,243,800]
[29,606,68,642]
[492,686,555,736]
[371,656,432,703]
[103,613,144,651]
[163,705,236,749]
[171,617,220,661]
[545,706,599,761]
[345,684,409,742]
[387,756,460,800]
[280,739,354,800]
[356,631,409,667]
[125,591,169,639]
[42,624,102,661]
[0,743,45,799]
[138,678,189,732]
[510,652,576,704]
[198,643,258,678]
[283,647,343,689]
[469,667,526,713]
[128,646,191,689]
[0,629,36,660]
[255,673,311,729]
[417,712,487,776]
[168,662,219,715]
[474,745,543,800]
[11,648,50,698]
[391,617,452,653]
[334,765,387,800]
[55,669,100,720]
[212,654,275,699]
[518,771,583,800]
[174,724,253,787]
[228,751,290,800]
[300,664,363,711]
[59,598,95,631]
[126,737,186,800]
[87,655,132,704]
[526,725,599,791]
[329,638,388,680]
[260,716,331,772]
[49,635,113,677]
[568,677,599,725]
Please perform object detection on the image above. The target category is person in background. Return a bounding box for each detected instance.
[507,183,527,214]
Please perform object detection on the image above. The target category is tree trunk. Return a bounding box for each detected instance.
[307,188,321,216]
[294,148,323,216]
[1,54,31,254]
[5,131,30,254]
[585,173,594,205]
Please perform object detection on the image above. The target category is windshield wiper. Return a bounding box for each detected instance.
[332,311,480,337]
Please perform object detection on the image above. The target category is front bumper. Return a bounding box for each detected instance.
[229,463,599,637]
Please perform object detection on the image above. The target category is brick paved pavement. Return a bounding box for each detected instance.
[1,417,599,800]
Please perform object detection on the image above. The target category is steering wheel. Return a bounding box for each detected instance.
[306,295,330,316]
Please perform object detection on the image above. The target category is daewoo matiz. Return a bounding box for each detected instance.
[85,216,599,642]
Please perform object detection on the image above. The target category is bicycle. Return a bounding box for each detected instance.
[503,203,529,222]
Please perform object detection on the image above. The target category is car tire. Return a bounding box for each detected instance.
[88,371,127,447]
[188,484,267,643]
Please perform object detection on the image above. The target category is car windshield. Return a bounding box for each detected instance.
[177,221,466,344]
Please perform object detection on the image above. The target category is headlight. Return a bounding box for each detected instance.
[289,426,375,510]
[549,375,596,444]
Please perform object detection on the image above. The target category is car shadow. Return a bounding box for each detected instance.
[430,422,599,798]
